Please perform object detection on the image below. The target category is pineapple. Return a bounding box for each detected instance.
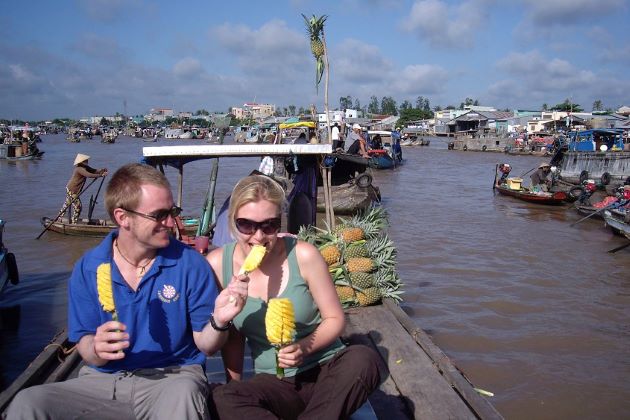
[335,285,356,301]
[238,245,267,276]
[230,244,267,304]
[265,298,296,378]
[96,263,117,320]
[349,272,374,289]
[356,287,382,306]
[346,257,375,273]
[338,226,365,243]
[301,14,327,89]
[320,244,341,266]
[344,241,369,259]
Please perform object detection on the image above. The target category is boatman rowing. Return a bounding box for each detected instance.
[58,153,108,224]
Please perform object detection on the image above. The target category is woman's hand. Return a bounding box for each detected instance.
[213,274,249,325]
[277,342,305,368]
[93,321,128,360]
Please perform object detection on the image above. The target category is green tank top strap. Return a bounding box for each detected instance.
[221,242,236,288]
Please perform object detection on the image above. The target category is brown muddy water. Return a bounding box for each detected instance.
[1,134,629,419]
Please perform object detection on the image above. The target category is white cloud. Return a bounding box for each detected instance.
[173,57,203,78]
[401,0,494,48]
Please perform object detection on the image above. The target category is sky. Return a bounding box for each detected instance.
[1,0,629,121]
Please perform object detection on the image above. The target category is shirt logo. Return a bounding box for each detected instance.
[158,284,180,303]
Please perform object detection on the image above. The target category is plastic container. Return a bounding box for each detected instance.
[507,177,522,190]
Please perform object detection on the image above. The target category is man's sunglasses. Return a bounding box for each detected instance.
[235,217,281,235]
[122,206,182,222]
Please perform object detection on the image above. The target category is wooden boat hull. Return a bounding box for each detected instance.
[603,211,630,239]
[1,300,503,419]
[317,182,381,215]
[495,184,567,204]
[41,217,199,238]
[367,153,395,170]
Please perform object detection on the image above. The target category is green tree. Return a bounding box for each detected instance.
[288,105,296,116]
[381,96,398,116]
[433,105,442,112]
[339,95,352,110]
[542,103,548,111]
[367,96,379,114]
[298,106,306,116]
[551,99,582,112]
[353,99,361,110]
[592,100,603,111]
[99,117,109,125]
[399,100,413,112]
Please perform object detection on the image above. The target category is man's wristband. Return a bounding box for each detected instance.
[209,313,231,331]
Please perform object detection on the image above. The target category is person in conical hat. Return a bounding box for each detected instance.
[531,161,552,192]
[58,153,108,223]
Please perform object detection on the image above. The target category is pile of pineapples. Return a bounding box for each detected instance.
[298,206,403,307]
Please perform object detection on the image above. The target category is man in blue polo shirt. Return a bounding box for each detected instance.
[7,163,248,420]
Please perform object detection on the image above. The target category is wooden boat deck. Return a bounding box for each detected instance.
[0,300,502,419]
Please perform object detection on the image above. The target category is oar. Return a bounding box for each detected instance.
[569,203,618,227]
[519,165,537,178]
[492,164,498,191]
[608,240,630,253]
[36,178,99,239]
[87,175,106,221]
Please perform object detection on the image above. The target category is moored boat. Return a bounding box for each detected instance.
[551,128,630,185]
[0,219,19,296]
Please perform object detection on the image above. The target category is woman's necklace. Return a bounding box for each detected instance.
[114,239,155,278]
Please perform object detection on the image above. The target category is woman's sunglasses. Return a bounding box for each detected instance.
[235,217,281,235]
[122,206,182,222]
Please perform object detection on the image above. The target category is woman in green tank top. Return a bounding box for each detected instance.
[207,175,380,419]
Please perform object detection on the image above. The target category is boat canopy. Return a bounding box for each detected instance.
[567,128,625,152]
[279,121,317,130]
[142,143,332,169]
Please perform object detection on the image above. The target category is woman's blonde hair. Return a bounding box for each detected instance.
[228,175,286,236]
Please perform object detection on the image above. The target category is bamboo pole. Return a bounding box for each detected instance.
[322,31,335,229]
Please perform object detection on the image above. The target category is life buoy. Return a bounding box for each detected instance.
[463,145,468,151]
[601,172,611,185]
[355,173,373,188]
[482,145,487,151]
[7,252,19,285]
[579,170,589,184]
[567,186,585,202]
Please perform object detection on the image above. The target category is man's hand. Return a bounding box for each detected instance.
[93,321,128,361]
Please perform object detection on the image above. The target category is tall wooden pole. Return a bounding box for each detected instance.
[322,31,335,229]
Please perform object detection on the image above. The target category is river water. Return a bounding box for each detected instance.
[1,134,629,419]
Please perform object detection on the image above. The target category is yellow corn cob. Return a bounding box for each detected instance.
[96,263,118,321]
[265,298,296,378]
[239,244,267,275]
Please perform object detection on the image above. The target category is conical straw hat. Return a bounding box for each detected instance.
[74,153,90,166]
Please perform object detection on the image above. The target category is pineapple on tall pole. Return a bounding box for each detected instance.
[302,13,335,228]
[302,14,327,93]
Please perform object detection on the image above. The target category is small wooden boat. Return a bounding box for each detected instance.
[494,183,567,204]
[40,216,200,238]
[0,143,44,160]
[367,149,395,169]
[0,300,503,419]
[317,179,381,215]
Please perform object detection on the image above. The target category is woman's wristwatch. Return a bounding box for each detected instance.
[209,313,232,331]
